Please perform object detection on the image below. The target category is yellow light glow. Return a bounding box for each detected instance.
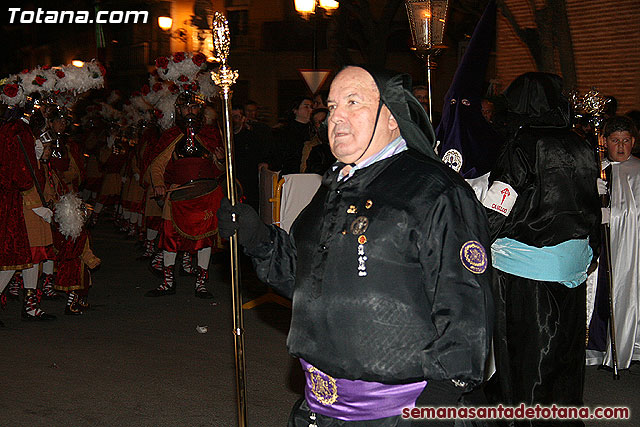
[295,0,315,13]
[157,16,173,31]
[71,60,84,67]
[319,0,339,10]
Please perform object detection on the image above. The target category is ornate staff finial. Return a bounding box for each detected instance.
[582,87,610,130]
[211,12,238,95]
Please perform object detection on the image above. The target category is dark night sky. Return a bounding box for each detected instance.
[1,0,155,76]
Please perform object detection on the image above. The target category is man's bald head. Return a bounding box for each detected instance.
[326,67,399,164]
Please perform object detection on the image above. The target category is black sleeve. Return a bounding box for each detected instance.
[418,185,494,388]
[245,225,297,300]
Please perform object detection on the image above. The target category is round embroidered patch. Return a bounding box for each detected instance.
[308,366,338,406]
[460,240,487,274]
[442,149,463,173]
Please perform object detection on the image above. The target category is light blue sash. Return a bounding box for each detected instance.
[491,237,592,288]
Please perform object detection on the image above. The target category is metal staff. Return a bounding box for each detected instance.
[583,89,619,380]
[211,12,247,425]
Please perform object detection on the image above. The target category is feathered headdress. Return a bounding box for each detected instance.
[0,60,106,108]
[154,51,219,102]
[142,79,178,130]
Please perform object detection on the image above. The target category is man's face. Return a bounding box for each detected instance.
[481,100,495,123]
[327,67,399,164]
[51,117,68,134]
[244,104,258,121]
[294,100,313,123]
[413,88,429,112]
[231,109,245,132]
[41,104,57,120]
[606,130,635,162]
[311,111,327,130]
[179,104,201,119]
[313,94,325,109]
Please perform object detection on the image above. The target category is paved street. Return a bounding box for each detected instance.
[0,219,637,426]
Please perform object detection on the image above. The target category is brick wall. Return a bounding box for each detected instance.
[496,0,640,114]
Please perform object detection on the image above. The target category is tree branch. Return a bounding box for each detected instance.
[496,0,528,42]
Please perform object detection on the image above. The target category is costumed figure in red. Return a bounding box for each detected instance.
[120,93,153,240]
[45,102,101,315]
[115,126,139,233]
[40,98,87,301]
[0,101,38,325]
[1,61,104,322]
[3,94,57,321]
[91,101,127,224]
[146,88,225,298]
[139,78,178,264]
[80,110,106,205]
[139,115,162,258]
[144,52,224,298]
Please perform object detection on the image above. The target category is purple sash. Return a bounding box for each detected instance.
[300,359,427,421]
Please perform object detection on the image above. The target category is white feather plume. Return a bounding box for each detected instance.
[54,193,85,240]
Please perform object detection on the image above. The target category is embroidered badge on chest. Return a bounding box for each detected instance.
[460,240,487,274]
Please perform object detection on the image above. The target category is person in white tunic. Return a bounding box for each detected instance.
[587,116,640,369]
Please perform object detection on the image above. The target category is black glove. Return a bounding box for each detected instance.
[217,198,270,250]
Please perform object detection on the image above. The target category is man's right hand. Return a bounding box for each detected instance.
[153,185,166,198]
[217,198,270,249]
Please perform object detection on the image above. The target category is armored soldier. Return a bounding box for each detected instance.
[145,91,225,299]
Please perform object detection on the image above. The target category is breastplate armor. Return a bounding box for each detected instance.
[175,128,208,159]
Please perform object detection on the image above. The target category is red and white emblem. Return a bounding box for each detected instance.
[500,188,510,205]
[482,181,518,216]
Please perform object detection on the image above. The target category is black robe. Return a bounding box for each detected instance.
[247,149,493,388]
[483,74,601,426]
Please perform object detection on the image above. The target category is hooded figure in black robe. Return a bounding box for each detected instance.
[483,72,600,427]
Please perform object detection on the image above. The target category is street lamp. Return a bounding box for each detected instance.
[405,0,449,122]
[157,15,188,44]
[294,0,339,18]
[294,0,339,69]
[158,16,173,31]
